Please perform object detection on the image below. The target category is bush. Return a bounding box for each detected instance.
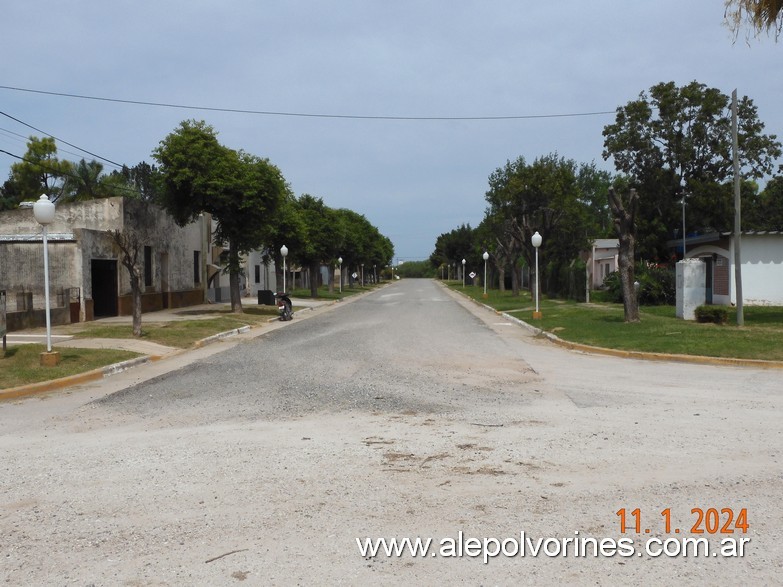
[602,261,675,306]
[695,305,729,324]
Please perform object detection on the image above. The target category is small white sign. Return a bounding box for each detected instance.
[352,272,358,279]
[469,272,476,279]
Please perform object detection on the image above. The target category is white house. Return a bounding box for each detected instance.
[681,231,783,306]
[583,238,620,289]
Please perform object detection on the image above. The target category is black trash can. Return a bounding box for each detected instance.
[258,290,276,306]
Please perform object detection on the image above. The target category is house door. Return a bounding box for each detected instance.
[91,260,118,317]
[703,257,713,305]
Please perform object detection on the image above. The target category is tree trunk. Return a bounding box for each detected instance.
[498,267,506,292]
[608,187,640,323]
[309,261,319,297]
[511,263,520,296]
[228,248,243,313]
[617,237,639,322]
[130,273,142,337]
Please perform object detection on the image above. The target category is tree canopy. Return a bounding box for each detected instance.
[153,120,287,311]
[602,81,781,258]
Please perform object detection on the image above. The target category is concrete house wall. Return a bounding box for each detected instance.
[0,197,208,329]
[687,232,783,306]
[583,238,619,289]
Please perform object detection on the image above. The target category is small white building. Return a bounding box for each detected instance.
[681,231,783,306]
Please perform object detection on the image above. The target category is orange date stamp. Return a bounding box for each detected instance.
[616,508,749,535]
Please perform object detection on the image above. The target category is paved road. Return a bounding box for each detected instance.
[2,280,780,585]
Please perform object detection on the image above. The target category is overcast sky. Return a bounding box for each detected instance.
[1,1,780,261]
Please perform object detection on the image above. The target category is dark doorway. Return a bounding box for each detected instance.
[703,257,714,305]
[91,260,118,317]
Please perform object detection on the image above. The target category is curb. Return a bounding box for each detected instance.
[193,325,251,347]
[445,283,783,370]
[1,325,250,401]
[0,355,164,401]
[1,284,391,401]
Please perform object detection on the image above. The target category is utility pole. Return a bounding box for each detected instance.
[732,89,744,326]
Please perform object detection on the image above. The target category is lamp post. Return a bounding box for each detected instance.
[280,245,288,293]
[532,231,543,319]
[33,194,60,365]
[680,192,687,259]
[338,257,343,293]
[461,258,466,288]
[482,251,489,298]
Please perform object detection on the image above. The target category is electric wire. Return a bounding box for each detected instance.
[0,148,143,200]
[0,84,616,121]
[0,110,123,168]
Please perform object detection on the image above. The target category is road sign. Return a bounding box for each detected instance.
[469,272,476,279]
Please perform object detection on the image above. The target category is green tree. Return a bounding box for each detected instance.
[747,176,783,229]
[295,194,343,297]
[108,162,161,201]
[7,136,74,202]
[430,224,477,282]
[62,159,106,200]
[602,81,781,259]
[483,154,594,296]
[153,120,286,312]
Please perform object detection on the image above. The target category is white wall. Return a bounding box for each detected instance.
[733,234,783,305]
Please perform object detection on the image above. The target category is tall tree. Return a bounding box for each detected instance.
[602,81,781,259]
[608,187,640,323]
[7,136,74,202]
[62,159,105,201]
[153,120,286,312]
[483,154,594,296]
[296,194,342,297]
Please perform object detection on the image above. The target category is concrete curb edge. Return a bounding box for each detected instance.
[444,282,783,370]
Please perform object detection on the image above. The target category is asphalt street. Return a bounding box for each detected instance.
[1,280,780,585]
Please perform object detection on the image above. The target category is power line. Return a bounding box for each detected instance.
[0,84,616,121]
[0,110,123,168]
[0,148,142,199]
[0,126,95,162]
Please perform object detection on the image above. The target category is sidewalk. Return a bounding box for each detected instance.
[5,295,331,352]
[2,296,334,398]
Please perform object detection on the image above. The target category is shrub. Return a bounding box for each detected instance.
[602,261,675,306]
[695,305,729,324]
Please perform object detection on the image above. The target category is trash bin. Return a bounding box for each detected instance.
[258,290,276,306]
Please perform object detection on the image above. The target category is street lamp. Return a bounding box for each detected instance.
[338,256,343,293]
[33,194,59,365]
[482,251,489,298]
[680,192,688,259]
[532,231,543,319]
[462,258,466,288]
[280,245,288,293]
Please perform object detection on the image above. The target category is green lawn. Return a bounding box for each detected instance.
[449,282,783,361]
[1,345,139,390]
[57,307,280,349]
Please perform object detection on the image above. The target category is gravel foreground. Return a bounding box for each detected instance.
[2,280,781,585]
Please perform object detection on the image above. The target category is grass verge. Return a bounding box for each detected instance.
[1,345,139,390]
[448,282,783,362]
[58,306,280,349]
